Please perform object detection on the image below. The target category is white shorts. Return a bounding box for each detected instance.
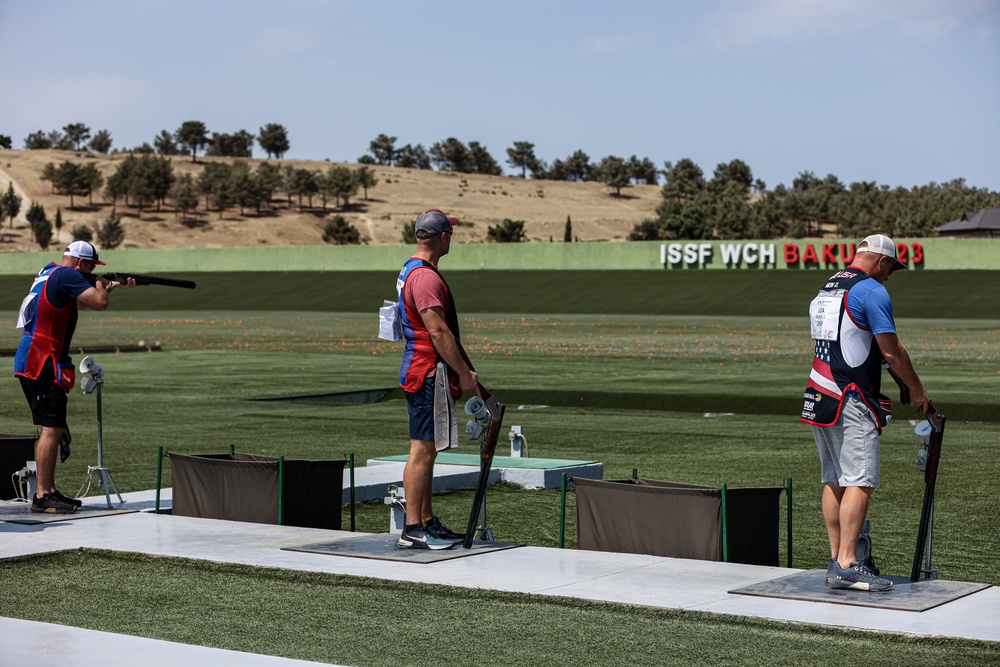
[812,395,880,488]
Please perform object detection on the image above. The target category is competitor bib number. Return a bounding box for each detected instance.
[809,291,843,341]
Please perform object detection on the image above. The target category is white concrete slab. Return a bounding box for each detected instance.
[1,499,997,667]
[0,616,338,667]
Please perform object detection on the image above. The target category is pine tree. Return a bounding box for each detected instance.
[564,215,573,242]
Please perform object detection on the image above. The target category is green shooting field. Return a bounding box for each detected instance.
[1,268,998,665]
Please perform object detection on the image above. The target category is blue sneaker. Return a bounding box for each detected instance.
[828,560,893,592]
[396,523,458,550]
[825,558,839,586]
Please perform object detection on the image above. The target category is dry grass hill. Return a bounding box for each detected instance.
[0,150,662,253]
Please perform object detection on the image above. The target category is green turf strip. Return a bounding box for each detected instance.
[1,549,996,667]
[2,270,999,318]
[376,453,599,468]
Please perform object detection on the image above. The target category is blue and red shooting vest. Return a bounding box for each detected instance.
[14,263,81,392]
[801,268,892,433]
[396,257,461,393]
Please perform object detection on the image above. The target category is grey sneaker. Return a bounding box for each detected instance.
[828,561,893,592]
[396,523,458,550]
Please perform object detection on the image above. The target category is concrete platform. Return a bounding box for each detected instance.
[370,453,604,490]
[1,489,996,666]
[343,460,499,504]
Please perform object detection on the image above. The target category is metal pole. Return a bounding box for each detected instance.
[95,384,104,468]
[559,473,567,549]
[720,483,729,563]
[785,477,793,568]
[155,447,163,514]
[349,452,356,532]
[278,456,285,525]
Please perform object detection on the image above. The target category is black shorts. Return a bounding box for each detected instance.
[19,367,68,429]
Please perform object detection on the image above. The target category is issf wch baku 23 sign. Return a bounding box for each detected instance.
[660,241,925,269]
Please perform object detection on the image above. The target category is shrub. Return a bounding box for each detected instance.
[95,210,125,249]
[71,224,93,243]
[322,215,360,245]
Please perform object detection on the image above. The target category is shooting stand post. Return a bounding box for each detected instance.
[75,358,124,508]
[911,409,945,582]
[463,385,505,549]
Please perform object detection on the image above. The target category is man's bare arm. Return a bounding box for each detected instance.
[420,306,478,393]
[875,332,930,412]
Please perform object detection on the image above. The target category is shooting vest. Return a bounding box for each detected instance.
[14,263,80,392]
[801,268,892,433]
[396,258,462,393]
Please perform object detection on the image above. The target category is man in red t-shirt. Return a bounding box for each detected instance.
[395,210,480,549]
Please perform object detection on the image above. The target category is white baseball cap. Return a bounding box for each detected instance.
[857,234,906,270]
[63,240,106,265]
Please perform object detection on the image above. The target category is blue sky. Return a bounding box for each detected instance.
[1,0,997,190]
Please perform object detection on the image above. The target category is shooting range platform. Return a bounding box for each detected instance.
[729,568,991,612]
[1,489,996,667]
[369,453,603,491]
[0,500,136,524]
[284,533,522,563]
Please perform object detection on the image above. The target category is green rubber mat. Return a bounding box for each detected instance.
[375,453,598,469]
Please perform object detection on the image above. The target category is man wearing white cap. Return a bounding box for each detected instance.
[14,240,135,513]
[802,234,931,591]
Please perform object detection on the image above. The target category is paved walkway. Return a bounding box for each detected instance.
[1,496,997,666]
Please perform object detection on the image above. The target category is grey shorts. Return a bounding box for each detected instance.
[812,395,880,488]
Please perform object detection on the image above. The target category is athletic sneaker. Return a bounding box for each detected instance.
[54,490,83,508]
[396,523,459,550]
[31,492,79,514]
[426,515,465,541]
[828,560,893,592]
[825,558,840,586]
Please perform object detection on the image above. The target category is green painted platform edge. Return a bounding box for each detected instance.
[375,453,599,469]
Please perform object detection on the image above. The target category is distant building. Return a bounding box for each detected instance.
[937,208,1000,238]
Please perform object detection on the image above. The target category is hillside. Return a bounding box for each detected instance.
[0,150,662,253]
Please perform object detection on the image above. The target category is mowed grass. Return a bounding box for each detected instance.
[1,309,997,585]
[1,269,998,665]
[2,549,998,667]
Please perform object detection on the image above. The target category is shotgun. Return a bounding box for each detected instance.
[96,272,198,289]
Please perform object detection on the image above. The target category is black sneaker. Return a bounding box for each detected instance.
[31,492,79,514]
[426,515,465,541]
[396,523,458,550]
[828,560,893,592]
[54,489,83,508]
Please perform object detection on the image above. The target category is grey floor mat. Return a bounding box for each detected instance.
[729,568,991,612]
[283,533,522,563]
[0,502,137,524]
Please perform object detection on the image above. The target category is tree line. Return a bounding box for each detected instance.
[7,122,999,243]
[362,134,657,195]
[19,154,379,249]
[630,159,1000,240]
[15,122,290,160]
[39,155,378,221]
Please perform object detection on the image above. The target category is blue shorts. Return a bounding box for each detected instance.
[406,374,436,441]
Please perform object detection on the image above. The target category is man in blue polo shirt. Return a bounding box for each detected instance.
[802,234,931,592]
[15,241,134,513]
